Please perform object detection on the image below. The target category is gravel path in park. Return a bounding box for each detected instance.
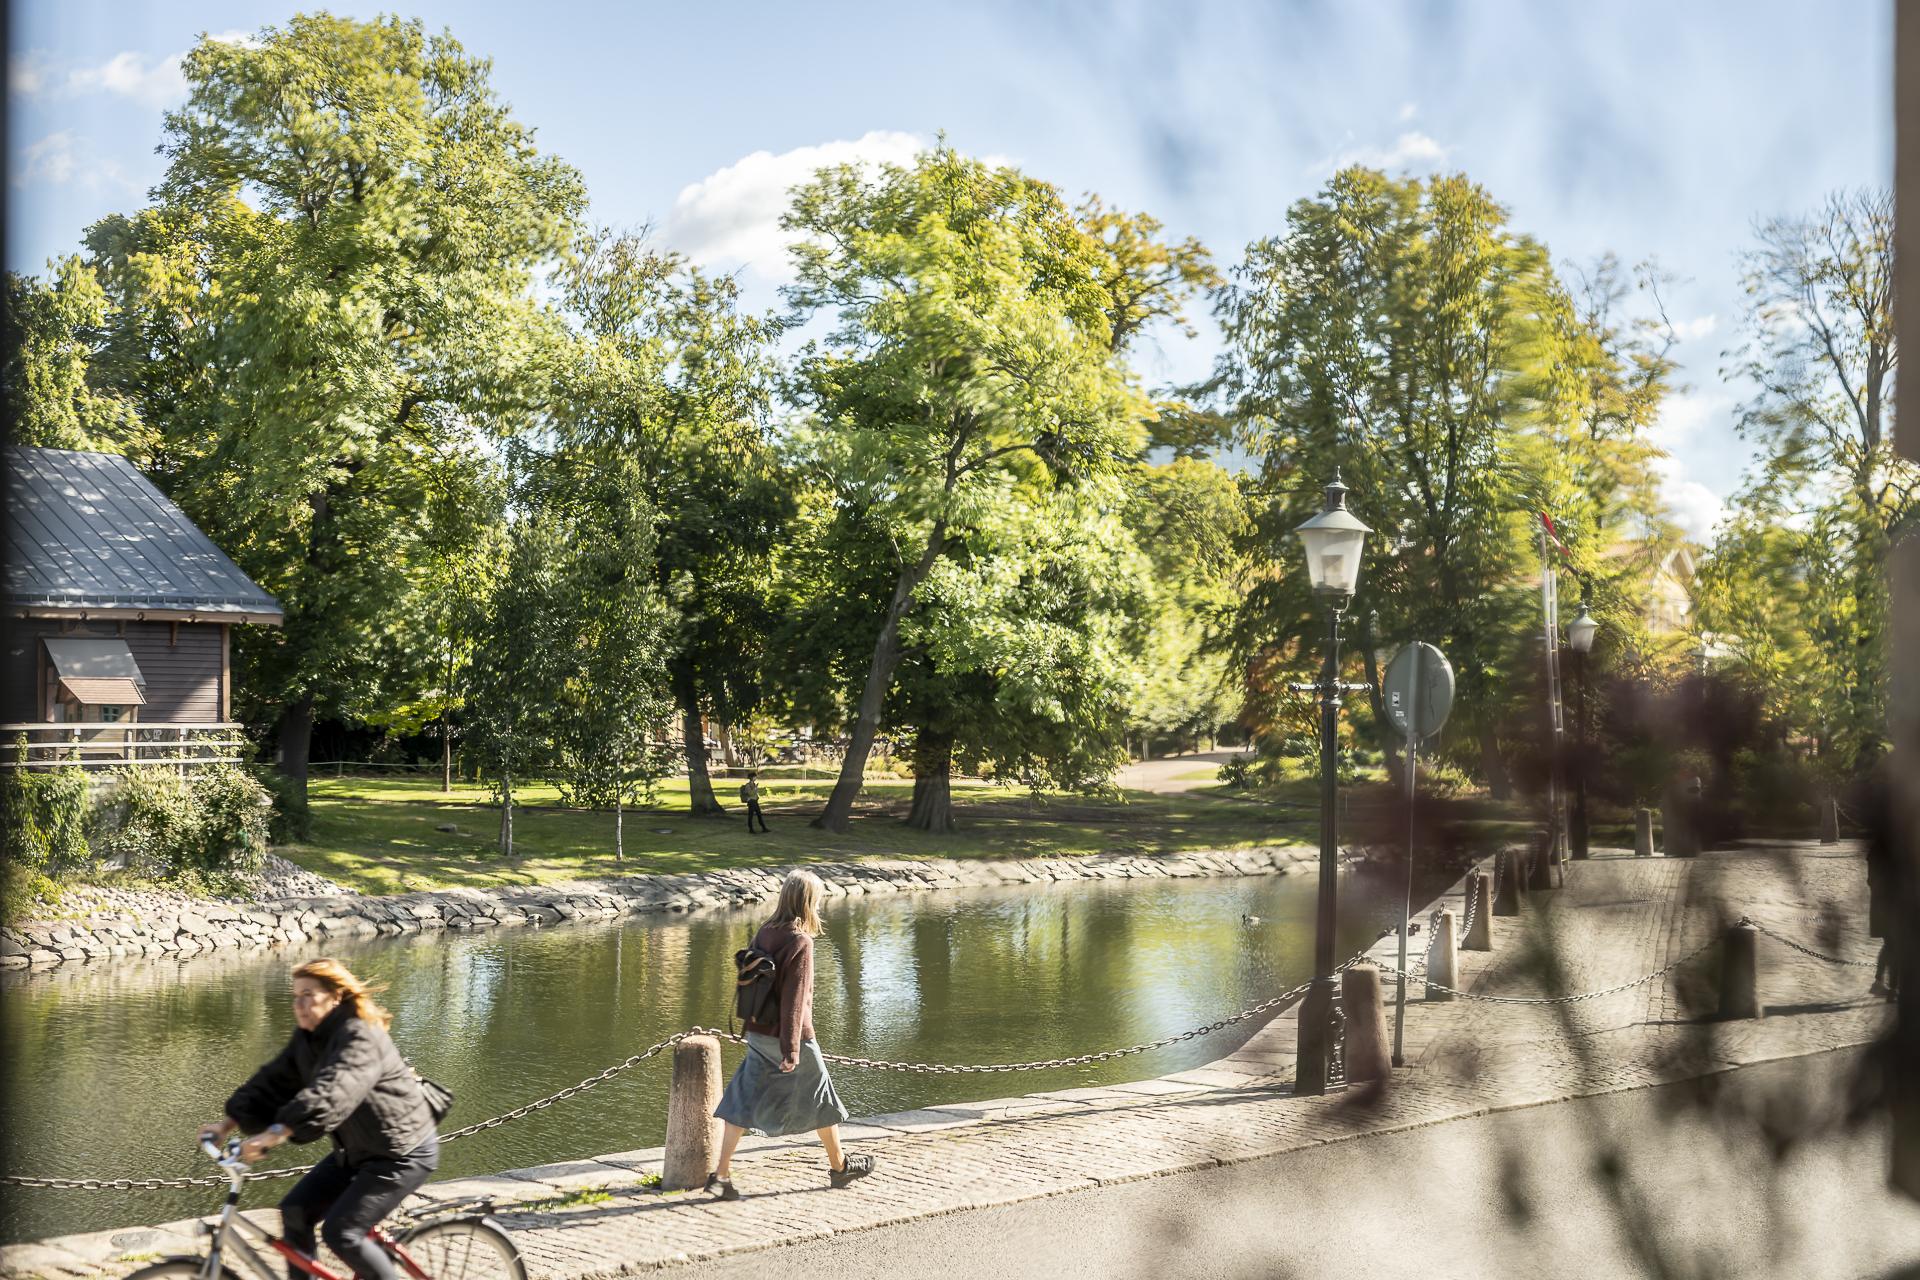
[2,841,1896,1280]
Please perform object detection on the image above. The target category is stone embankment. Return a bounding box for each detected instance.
[1,845,1317,972]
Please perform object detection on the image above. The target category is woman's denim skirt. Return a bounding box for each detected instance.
[714,1032,850,1136]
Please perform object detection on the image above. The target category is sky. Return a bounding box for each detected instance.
[6,1,1894,544]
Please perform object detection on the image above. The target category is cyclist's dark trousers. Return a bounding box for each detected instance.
[280,1135,438,1280]
[747,799,768,832]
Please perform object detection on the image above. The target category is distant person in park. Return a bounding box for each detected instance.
[740,770,769,834]
[199,959,439,1280]
[707,870,875,1200]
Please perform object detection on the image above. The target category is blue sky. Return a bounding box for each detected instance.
[8,1,1893,541]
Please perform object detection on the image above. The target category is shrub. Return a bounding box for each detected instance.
[1217,755,1254,789]
[0,759,91,878]
[92,764,271,884]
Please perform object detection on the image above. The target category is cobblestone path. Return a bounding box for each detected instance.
[3,842,1892,1280]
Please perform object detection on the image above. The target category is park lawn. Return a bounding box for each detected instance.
[282,774,1311,895]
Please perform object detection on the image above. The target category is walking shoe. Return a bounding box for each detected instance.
[829,1153,875,1189]
[704,1172,740,1202]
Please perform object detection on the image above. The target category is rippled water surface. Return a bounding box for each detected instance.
[2,868,1405,1242]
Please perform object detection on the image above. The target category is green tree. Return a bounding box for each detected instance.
[3,256,145,454]
[84,14,585,800]
[782,147,1149,831]
[1215,169,1672,794]
[557,229,790,818]
[1705,188,1917,773]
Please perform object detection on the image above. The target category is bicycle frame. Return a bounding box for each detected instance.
[195,1142,429,1280]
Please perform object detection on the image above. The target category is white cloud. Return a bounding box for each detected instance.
[1315,130,1451,176]
[66,50,187,108]
[206,30,263,49]
[1397,101,1418,122]
[1656,462,1726,544]
[12,130,137,193]
[663,130,925,280]
[1672,314,1718,342]
[15,131,80,186]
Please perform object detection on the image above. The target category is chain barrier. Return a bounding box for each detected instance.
[1742,916,1880,969]
[3,916,1880,1192]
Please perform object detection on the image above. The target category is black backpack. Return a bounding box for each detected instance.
[733,945,780,1026]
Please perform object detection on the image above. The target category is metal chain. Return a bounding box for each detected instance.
[1373,934,1722,1005]
[1743,917,1880,969]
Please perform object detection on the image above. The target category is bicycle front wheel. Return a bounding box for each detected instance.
[126,1258,239,1280]
[396,1216,525,1280]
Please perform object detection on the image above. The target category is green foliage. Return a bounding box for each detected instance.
[2,256,146,454]
[0,758,91,877]
[1216,168,1678,790]
[93,765,271,884]
[1699,188,1916,777]
[83,14,586,793]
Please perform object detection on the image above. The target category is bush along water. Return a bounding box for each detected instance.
[87,764,273,894]
[1,750,91,914]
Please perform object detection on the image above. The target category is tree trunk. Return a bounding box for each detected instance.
[815,522,949,833]
[441,720,452,794]
[1358,613,1405,785]
[719,722,741,769]
[677,668,725,816]
[615,785,624,862]
[905,730,957,834]
[1479,726,1513,801]
[278,692,314,803]
[499,770,514,857]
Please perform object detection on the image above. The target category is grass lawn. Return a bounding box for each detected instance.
[283,772,1314,895]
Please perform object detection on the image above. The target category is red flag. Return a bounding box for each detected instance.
[1540,511,1570,558]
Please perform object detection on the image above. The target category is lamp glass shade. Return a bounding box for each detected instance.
[1567,605,1599,654]
[1297,525,1367,596]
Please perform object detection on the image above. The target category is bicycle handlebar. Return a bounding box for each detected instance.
[200,1135,249,1172]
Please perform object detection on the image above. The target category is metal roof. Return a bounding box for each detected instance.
[3,446,284,622]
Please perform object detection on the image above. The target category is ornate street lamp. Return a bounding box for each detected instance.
[1292,469,1371,1096]
[1566,600,1598,859]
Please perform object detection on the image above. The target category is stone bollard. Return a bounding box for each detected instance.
[1425,909,1458,1002]
[1634,808,1656,857]
[1526,837,1556,891]
[1493,851,1522,917]
[1716,923,1762,1020]
[1662,799,1699,858]
[1464,871,1494,950]
[661,1035,723,1191]
[1819,798,1840,844]
[1341,965,1393,1085]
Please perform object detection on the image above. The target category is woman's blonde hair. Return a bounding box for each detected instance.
[292,958,392,1030]
[767,870,825,937]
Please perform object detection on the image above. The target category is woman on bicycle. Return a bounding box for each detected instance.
[707,869,876,1200]
[199,959,438,1280]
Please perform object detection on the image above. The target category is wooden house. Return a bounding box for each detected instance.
[2,446,283,767]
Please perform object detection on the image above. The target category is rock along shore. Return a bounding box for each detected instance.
[1,845,1319,973]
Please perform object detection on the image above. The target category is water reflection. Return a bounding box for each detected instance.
[1,869,1402,1242]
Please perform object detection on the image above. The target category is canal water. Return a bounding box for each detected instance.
[1,868,1407,1243]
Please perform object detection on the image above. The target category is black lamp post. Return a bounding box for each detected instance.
[1566,600,1598,860]
[1291,469,1371,1097]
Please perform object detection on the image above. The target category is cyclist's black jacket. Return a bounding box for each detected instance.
[226,1004,435,1164]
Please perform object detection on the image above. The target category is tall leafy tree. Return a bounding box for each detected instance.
[1700,188,1916,774]
[558,230,788,817]
[3,256,145,454]
[1215,169,1669,793]
[84,14,585,799]
[781,147,1149,831]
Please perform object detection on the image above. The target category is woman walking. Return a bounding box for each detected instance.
[707,870,875,1200]
[199,959,439,1279]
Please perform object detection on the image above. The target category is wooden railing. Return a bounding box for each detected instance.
[0,723,250,770]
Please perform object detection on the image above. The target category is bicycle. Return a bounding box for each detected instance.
[126,1139,524,1280]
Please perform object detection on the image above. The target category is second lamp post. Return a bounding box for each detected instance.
[1566,599,1598,860]
[1291,469,1371,1096]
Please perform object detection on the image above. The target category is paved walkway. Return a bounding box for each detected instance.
[659,1050,1920,1279]
[1114,749,1248,794]
[3,842,1894,1280]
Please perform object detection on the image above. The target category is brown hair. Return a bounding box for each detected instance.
[292,958,392,1030]
[766,870,824,937]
